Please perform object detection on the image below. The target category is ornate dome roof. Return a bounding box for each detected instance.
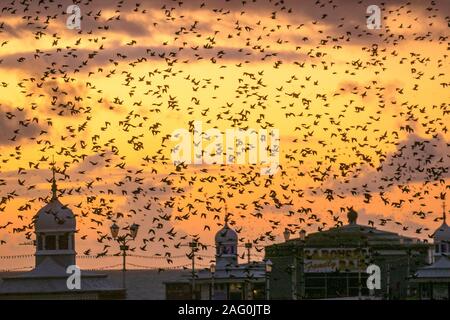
[35,198,76,232]
[433,222,450,242]
[34,167,76,233]
[433,201,449,242]
[215,223,237,244]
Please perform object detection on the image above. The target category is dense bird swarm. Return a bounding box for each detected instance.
[0,0,448,268]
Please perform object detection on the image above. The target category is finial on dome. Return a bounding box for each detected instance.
[224,204,229,226]
[51,157,58,200]
[347,207,358,225]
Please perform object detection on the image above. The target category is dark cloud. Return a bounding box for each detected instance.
[2,0,447,43]
[0,104,44,145]
[380,134,450,183]
[0,0,152,38]
[0,42,310,76]
[340,134,450,191]
[1,0,447,77]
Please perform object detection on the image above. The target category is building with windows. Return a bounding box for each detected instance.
[0,170,123,299]
[410,202,450,300]
[431,202,450,259]
[265,208,432,300]
[165,216,268,300]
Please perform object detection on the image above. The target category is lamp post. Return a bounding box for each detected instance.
[265,259,273,300]
[110,222,140,291]
[245,274,252,300]
[189,241,198,300]
[299,230,306,299]
[245,241,252,264]
[210,263,216,300]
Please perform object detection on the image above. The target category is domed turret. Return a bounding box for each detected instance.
[434,223,450,242]
[34,168,76,268]
[215,223,238,244]
[215,207,238,268]
[433,200,450,259]
[35,199,76,232]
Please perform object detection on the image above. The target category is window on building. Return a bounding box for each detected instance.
[59,234,69,250]
[45,235,56,250]
[435,244,440,253]
[441,243,447,253]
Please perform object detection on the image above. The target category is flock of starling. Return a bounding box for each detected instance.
[0,0,448,268]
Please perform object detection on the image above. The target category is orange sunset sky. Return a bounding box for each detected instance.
[0,0,449,271]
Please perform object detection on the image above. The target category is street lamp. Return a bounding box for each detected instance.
[110,222,140,291]
[189,241,198,300]
[299,230,306,299]
[210,263,216,300]
[110,223,119,239]
[130,223,139,239]
[283,228,290,242]
[265,259,273,300]
[245,241,252,264]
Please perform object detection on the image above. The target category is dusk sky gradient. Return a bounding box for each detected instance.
[0,0,449,271]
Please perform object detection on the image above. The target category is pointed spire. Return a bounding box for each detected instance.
[224,204,229,226]
[51,156,57,200]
